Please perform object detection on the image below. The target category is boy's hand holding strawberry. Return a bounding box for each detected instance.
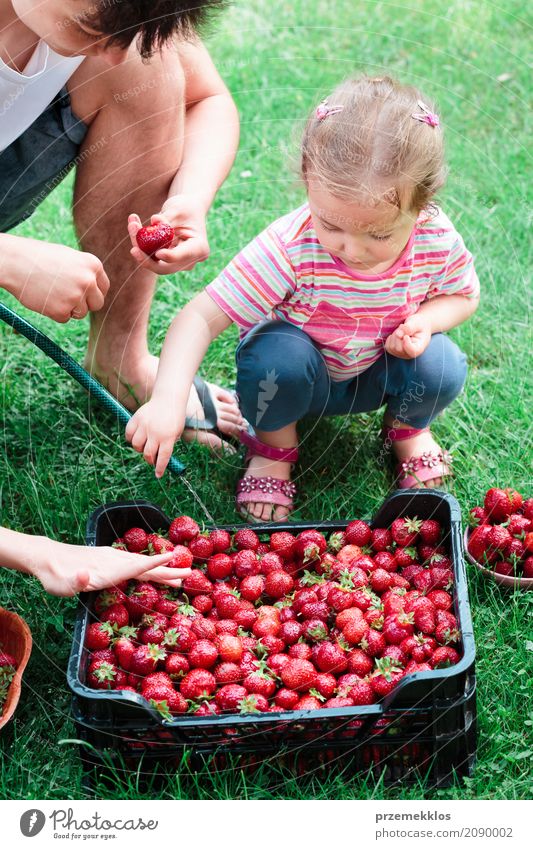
[128,194,210,275]
[385,313,432,359]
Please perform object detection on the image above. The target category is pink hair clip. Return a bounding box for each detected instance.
[316,99,344,121]
[411,100,440,128]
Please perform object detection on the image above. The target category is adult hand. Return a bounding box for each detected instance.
[127,194,210,275]
[125,398,185,479]
[384,313,432,359]
[0,234,109,323]
[30,538,190,597]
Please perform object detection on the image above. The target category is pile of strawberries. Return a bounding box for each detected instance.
[0,650,17,717]
[85,515,462,719]
[467,488,533,580]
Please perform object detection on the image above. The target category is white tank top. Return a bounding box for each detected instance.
[0,40,84,152]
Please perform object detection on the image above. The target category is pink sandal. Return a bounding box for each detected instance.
[236,429,298,522]
[382,425,453,489]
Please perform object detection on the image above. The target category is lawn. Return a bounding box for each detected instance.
[0,0,531,799]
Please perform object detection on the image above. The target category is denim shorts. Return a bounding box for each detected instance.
[0,87,88,232]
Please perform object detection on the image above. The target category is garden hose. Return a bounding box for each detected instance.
[0,302,185,475]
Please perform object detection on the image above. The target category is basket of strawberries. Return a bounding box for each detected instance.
[68,490,476,786]
[465,488,533,589]
[0,606,32,730]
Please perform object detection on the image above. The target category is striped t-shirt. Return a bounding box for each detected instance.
[206,203,479,381]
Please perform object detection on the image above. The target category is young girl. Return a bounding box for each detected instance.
[126,75,480,523]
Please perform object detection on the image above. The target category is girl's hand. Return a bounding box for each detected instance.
[128,194,210,276]
[125,399,186,479]
[31,541,191,596]
[384,314,432,359]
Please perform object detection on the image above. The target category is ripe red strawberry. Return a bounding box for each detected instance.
[468,506,487,527]
[365,607,384,629]
[370,568,392,593]
[370,657,404,697]
[335,545,364,567]
[467,525,493,563]
[523,556,533,578]
[382,612,414,645]
[426,590,453,610]
[112,538,127,551]
[215,592,241,619]
[147,533,174,555]
[88,660,119,690]
[315,642,348,674]
[155,595,179,617]
[351,555,375,573]
[140,624,164,646]
[101,603,129,629]
[130,644,166,676]
[215,635,243,664]
[168,515,199,544]
[427,566,453,590]
[294,695,321,711]
[327,531,346,554]
[371,527,392,552]
[136,222,174,256]
[523,499,533,520]
[214,662,242,685]
[90,649,116,665]
[125,582,159,620]
[435,623,460,645]
[401,634,436,663]
[165,691,188,714]
[349,679,375,705]
[165,653,189,679]
[234,528,260,551]
[267,653,290,676]
[487,525,512,555]
[239,693,270,713]
[373,551,396,572]
[484,488,522,522]
[252,616,281,638]
[191,595,212,615]
[411,599,436,634]
[162,626,196,653]
[279,620,303,645]
[194,701,220,716]
[171,545,194,570]
[302,619,329,642]
[394,547,419,569]
[280,658,317,691]
[123,527,148,553]
[243,669,276,699]
[188,535,214,562]
[215,619,239,636]
[256,543,271,556]
[300,600,330,621]
[346,648,373,677]
[239,575,265,602]
[258,552,285,576]
[114,637,136,671]
[391,517,422,546]
[390,573,410,589]
[507,514,531,537]
[323,696,354,709]
[182,571,213,597]
[419,519,442,544]
[208,528,231,553]
[180,668,216,700]
[342,616,368,646]
[264,570,294,599]
[269,531,296,561]
[215,683,248,711]
[189,640,218,669]
[295,530,327,563]
[94,588,128,615]
[233,549,260,577]
[312,672,336,699]
[382,644,407,666]
[430,646,460,668]
[360,629,386,657]
[85,621,114,651]
[293,589,319,612]
[345,519,372,547]
[418,543,445,563]
[206,553,233,581]
[275,688,300,710]
[506,538,525,561]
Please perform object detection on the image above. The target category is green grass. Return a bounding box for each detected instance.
[0,0,532,799]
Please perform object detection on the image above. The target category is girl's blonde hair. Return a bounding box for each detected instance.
[301,75,446,212]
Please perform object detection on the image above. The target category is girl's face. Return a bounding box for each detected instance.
[308,184,417,273]
[11,0,129,65]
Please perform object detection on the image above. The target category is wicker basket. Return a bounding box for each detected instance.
[0,606,33,730]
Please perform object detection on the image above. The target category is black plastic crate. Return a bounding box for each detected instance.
[67,490,476,787]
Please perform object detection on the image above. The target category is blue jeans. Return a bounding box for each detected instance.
[236,320,467,432]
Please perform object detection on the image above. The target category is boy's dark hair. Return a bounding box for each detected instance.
[84,1,227,58]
